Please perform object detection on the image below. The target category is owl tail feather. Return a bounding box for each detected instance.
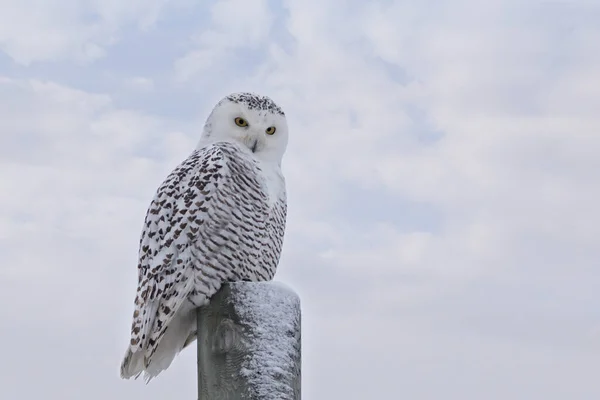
[119,303,197,383]
[120,347,145,380]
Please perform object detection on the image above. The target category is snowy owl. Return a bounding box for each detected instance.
[120,92,289,381]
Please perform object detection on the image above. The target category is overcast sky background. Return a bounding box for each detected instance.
[1,0,599,399]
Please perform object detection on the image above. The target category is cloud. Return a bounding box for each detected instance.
[174,0,274,82]
[125,76,155,92]
[0,0,176,65]
[1,0,599,399]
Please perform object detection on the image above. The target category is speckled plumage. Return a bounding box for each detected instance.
[225,93,285,116]
[120,93,289,381]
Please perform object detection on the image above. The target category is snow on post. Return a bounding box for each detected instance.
[196,282,301,400]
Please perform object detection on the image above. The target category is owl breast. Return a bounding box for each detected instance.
[186,142,287,306]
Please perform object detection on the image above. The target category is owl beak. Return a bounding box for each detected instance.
[250,138,258,153]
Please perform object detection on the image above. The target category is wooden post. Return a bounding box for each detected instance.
[196,282,301,400]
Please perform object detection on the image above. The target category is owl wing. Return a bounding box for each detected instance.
[121,144,235,378]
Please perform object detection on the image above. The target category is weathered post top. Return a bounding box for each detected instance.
[196,281,301,400]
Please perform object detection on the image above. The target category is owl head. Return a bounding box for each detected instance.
[199,92,289,164]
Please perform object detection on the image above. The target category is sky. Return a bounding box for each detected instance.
[0,0,599,399]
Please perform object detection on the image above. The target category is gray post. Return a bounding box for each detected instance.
[196,282,301,400]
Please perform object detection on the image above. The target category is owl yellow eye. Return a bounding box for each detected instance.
[234,117,248,127]
[265,126,276,135]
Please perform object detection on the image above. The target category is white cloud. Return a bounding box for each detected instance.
[174,0,274,81]
[125,76,155,92]
[0,0,174,65]
[1,0,599,399]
